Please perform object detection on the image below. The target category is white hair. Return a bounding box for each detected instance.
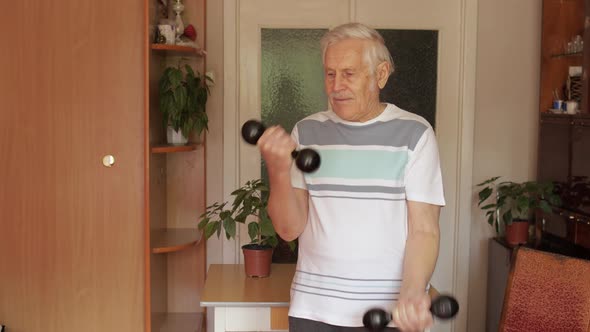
[320,22,394,76]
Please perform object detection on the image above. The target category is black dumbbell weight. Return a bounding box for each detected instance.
[241,120,321,173]
[363,295,459,331]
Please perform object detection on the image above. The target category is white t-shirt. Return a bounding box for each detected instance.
[288,103,446,327]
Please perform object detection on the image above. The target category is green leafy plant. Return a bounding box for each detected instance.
[198,179,295,249]
[477,176,561,233]
[158,63,213,138]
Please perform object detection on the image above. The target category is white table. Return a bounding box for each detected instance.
[201,264,294,332]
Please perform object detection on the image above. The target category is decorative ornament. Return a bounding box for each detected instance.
[172,0,185,42]
[183,24,196,41]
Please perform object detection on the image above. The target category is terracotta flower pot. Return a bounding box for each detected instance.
[242,244,273,277]
[505,220,530,245]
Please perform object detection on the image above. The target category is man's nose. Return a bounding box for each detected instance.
[332,74,345,91]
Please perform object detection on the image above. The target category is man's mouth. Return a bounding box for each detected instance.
[333,97,353,102]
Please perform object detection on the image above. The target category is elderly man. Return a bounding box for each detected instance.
[257,23,445,332]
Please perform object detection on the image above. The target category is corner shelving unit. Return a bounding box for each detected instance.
[151,43,205,56]
[151,228,202,254]
[539,0,585,113]
[145,0,208,331]
[550,51,583,59]
[151,143,201,154]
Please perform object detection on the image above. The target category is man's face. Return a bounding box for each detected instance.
[324,38,381,122]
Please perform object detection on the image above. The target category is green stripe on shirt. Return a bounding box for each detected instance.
[307,149,408,180]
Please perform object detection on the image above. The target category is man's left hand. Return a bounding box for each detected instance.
[391,291,433,332]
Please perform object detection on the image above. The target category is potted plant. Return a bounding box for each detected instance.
[477,176,561,245]
[198,179,295,277]
[158,63,213,145]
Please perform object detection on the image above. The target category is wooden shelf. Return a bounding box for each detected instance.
[551,51,583,59]
[151,228,202,254]
[151,44,205,56]
[151,143,200,154]
[151,312,203,332]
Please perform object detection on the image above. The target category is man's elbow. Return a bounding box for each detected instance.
[268,210,300,242]
[277,229,299,242]
[272,221,301,241]
[409,223,440,239]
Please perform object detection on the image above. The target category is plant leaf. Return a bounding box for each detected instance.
[232,190,248,211]
[517,196,529,214]
[480,204,496,210]
[503,210,513,225]
[204,221,218,239]
[170,67,182,87]
[197,217,209,230]
[234,211,249,224]
[184,64,195,77]
[539,200,551,213]
[287,240,297,252]
[487,214,495,226]
[259,214,276,237]
[219,210,231,220]
[215,222,222,237]
[223,217,236,239]
[478,187,493,205]
[265,236,278,248]
[476,176,500,187]
[173,87,187,111]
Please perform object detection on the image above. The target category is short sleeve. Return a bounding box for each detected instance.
[290,125,307,190]
[405,127,445,206]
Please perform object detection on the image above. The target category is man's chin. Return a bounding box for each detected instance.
[332,107,358,121]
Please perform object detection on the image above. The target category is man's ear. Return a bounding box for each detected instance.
[376,61,391,89]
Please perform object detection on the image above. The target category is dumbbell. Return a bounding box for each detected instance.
[241,120,321,173]
[363,295,459,331]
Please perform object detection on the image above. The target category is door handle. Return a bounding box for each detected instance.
[102,155,115,167]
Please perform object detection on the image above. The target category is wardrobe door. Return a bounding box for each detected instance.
[0,0,145,331]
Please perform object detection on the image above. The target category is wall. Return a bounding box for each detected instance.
[205,0,230,266]
[467,1,542,331]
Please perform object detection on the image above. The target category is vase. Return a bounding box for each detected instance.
[172,0,185,42]
[505,220,530,245]
[242,244,273,278]
[167,126,188,145]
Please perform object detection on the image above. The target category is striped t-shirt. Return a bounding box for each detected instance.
[288,103,445,327]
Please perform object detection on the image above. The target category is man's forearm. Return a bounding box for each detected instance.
[401,230,439,295]
[267,171,308,241]
[401,201,441,296]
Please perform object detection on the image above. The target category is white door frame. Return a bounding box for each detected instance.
[220,1,478,331]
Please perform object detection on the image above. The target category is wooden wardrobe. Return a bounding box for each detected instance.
[0,0,208,331]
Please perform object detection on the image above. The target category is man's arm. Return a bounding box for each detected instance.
[393,200,441,331]
[401,200,440,296]
[257,125,309,242]
[267,179,309,241]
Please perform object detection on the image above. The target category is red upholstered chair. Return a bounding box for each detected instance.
[498,247,590,332]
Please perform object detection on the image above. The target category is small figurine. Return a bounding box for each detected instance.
[183,24,196,41]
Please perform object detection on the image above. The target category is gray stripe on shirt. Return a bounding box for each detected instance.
[293,282,399,295]
[310,195,406,202]
[296,270,402,282]
[296,118,427,150]
[292,288,399,301]
[307,184,405,194]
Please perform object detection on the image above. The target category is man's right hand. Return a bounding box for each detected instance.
[257,126,297,175]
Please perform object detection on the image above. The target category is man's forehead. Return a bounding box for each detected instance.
[324,39,367,69]
[326,38,367,54]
